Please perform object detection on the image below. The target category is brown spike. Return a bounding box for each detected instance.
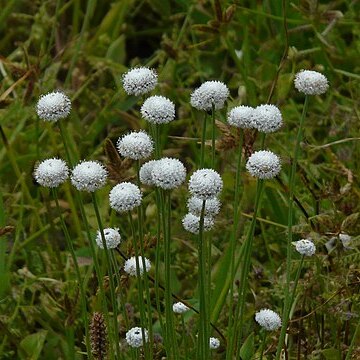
[90,312,108,360]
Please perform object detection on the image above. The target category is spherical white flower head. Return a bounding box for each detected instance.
[109,182,142,213]
[124,256,151,276]
[294,70,329,95]
[151,157,186,190]
[34,158,69,188]
[95,228,121,249]
[117,131,154,160]
[227,106,254,129]
[209,337,220,350]
[125,327,148,348]
[71,161,108,192]
[122,67,157,96]
[36,91,71,122]
[251,104,282,133]
[188,169,223,200]
[182,213,214,234]
[246,150,281,179]
[173,302,190,314]
[294,238,316,256]
[190,81,230,111]
[187,196,221,217]
[140,95,175,124]
[255,309,282,331]
[139,160,158,186]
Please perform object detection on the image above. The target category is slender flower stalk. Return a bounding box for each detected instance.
[259,331,267,360]
[211,104,216,168]
[200,112,207,168]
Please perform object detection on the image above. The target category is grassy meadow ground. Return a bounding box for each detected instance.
[0,0,360,359]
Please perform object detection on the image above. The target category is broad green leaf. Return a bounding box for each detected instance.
[19,330,48,360]
[240,332,254,360]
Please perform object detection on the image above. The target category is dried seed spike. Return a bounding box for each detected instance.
[90,312,108,360]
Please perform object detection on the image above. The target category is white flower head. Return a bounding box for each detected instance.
[339,233,352,249]
[182,213,214,234]
[117,131,154,160]
[109,182,142,213]
[151,157,186,190]
[251,104,283,133]
[71,161,108,192]
[187,196,221,217]
[140,95,175,124]
[294,70,329,95]
[34,158,69,188]
[190,81,230,111]
[36,91,71,122]
[173,302,190,314]
[188,169,223,200]
[139,160,158,186]
[227,105,254,129]
[124,256,151,276]
[294,238,316,256]
[122,67,157,96]
[246,150,281,179]
[255,309,282,331]
[95,228,121,249]
[125,327,149,348]
[209,337,220,350]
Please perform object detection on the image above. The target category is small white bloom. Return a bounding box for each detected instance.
[182,213,214,234]
[33,158,69,188]
[71,161,108,192]
[125,327,149,348]
[139,160,158,186]
[151,157,186,190]
[209,337,220,350]
[251,104,282,133]
[122,67,157,96]
[141,95,175,124]
[339,233,352,249]
[36,91,71,122]
[294,238,316,256]
[95,228,121,249]
[255,309,282,331]
[188,169,223,200]
[117,131,153,160]
[124,256,151,276]
[173,302,190,314]
[190,81,230,111]
[294,70,329,95]
[187,196,221,217]
[227,106,254,129]
[109,182,142,213]
[246,150,281,179]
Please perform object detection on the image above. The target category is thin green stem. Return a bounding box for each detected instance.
[211,104,216,169]
[200,112,207,168]
[259,331,267,360]
[345,318,360,360]
[276,95,309,359]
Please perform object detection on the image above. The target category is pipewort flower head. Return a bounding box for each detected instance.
[139,160,158,186]
[140,95,175,124]
[209,337,220,349]
[151,157,186,190]
[95,228,121,249]
[294,70,329,95]
[255,309,282,331]
[173,302,190,314]
[117,131,154,160]
[109,182,142,213]
[125,327,149,348]
[294,238,316,256]
[251,104,283,133]
[71,161,108,192]
[246,150,281,179]
[124,256,151,276]
[227,105,254,129]
[122,67,157,96]
[187,196,221,217]
[182,213,214,234]
[33,158,69,188]
[188,169,223,200]
[36,91,71,122]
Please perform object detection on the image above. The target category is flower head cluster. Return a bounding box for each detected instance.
[34,158,69,188]
[140,95,175,124]
[36,91,71,122]
[95,228,121,249]
[246,150,281,179]
[173,302,190,314]
[294,238,316,256]
[122,67,157,96]
[125,327,148,348]
[255,309,282,331]
[151,158,187,190]
[188,169,223,200]
[187,196,221,217]
[209,337,220,350]
[71,161,108,192]
[182,213,214,234]
[227,106,254,129]
[190,81,229,111]
[124,256,151,276]
[294,70,329,95]
[117,131,153,160]
[251,104,282,133]
[109,182,142,213]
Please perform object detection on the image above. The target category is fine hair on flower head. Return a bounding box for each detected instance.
[36,90,71,122]
[124,256,151,276]
[255,308,282,331]
[173,302,190,314]
[151,157,187,190]
[190,80,230,111]
[246,150,281,179]
[71,160,108,192]
[188,168,223,200]
[117,130,154,160]
[227,105,254,129]
[125,327,149,348]
[122,67,157,96]
[294,238,316,256]
[209,337,220,350]
[33,158,69,188]
[95,228,121,249]
[140,95,176,124]
[251,104,283,133]
[109,182,142,213]
[294,70,329,95]
[187,196,221,217]
[182,213,214,234]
